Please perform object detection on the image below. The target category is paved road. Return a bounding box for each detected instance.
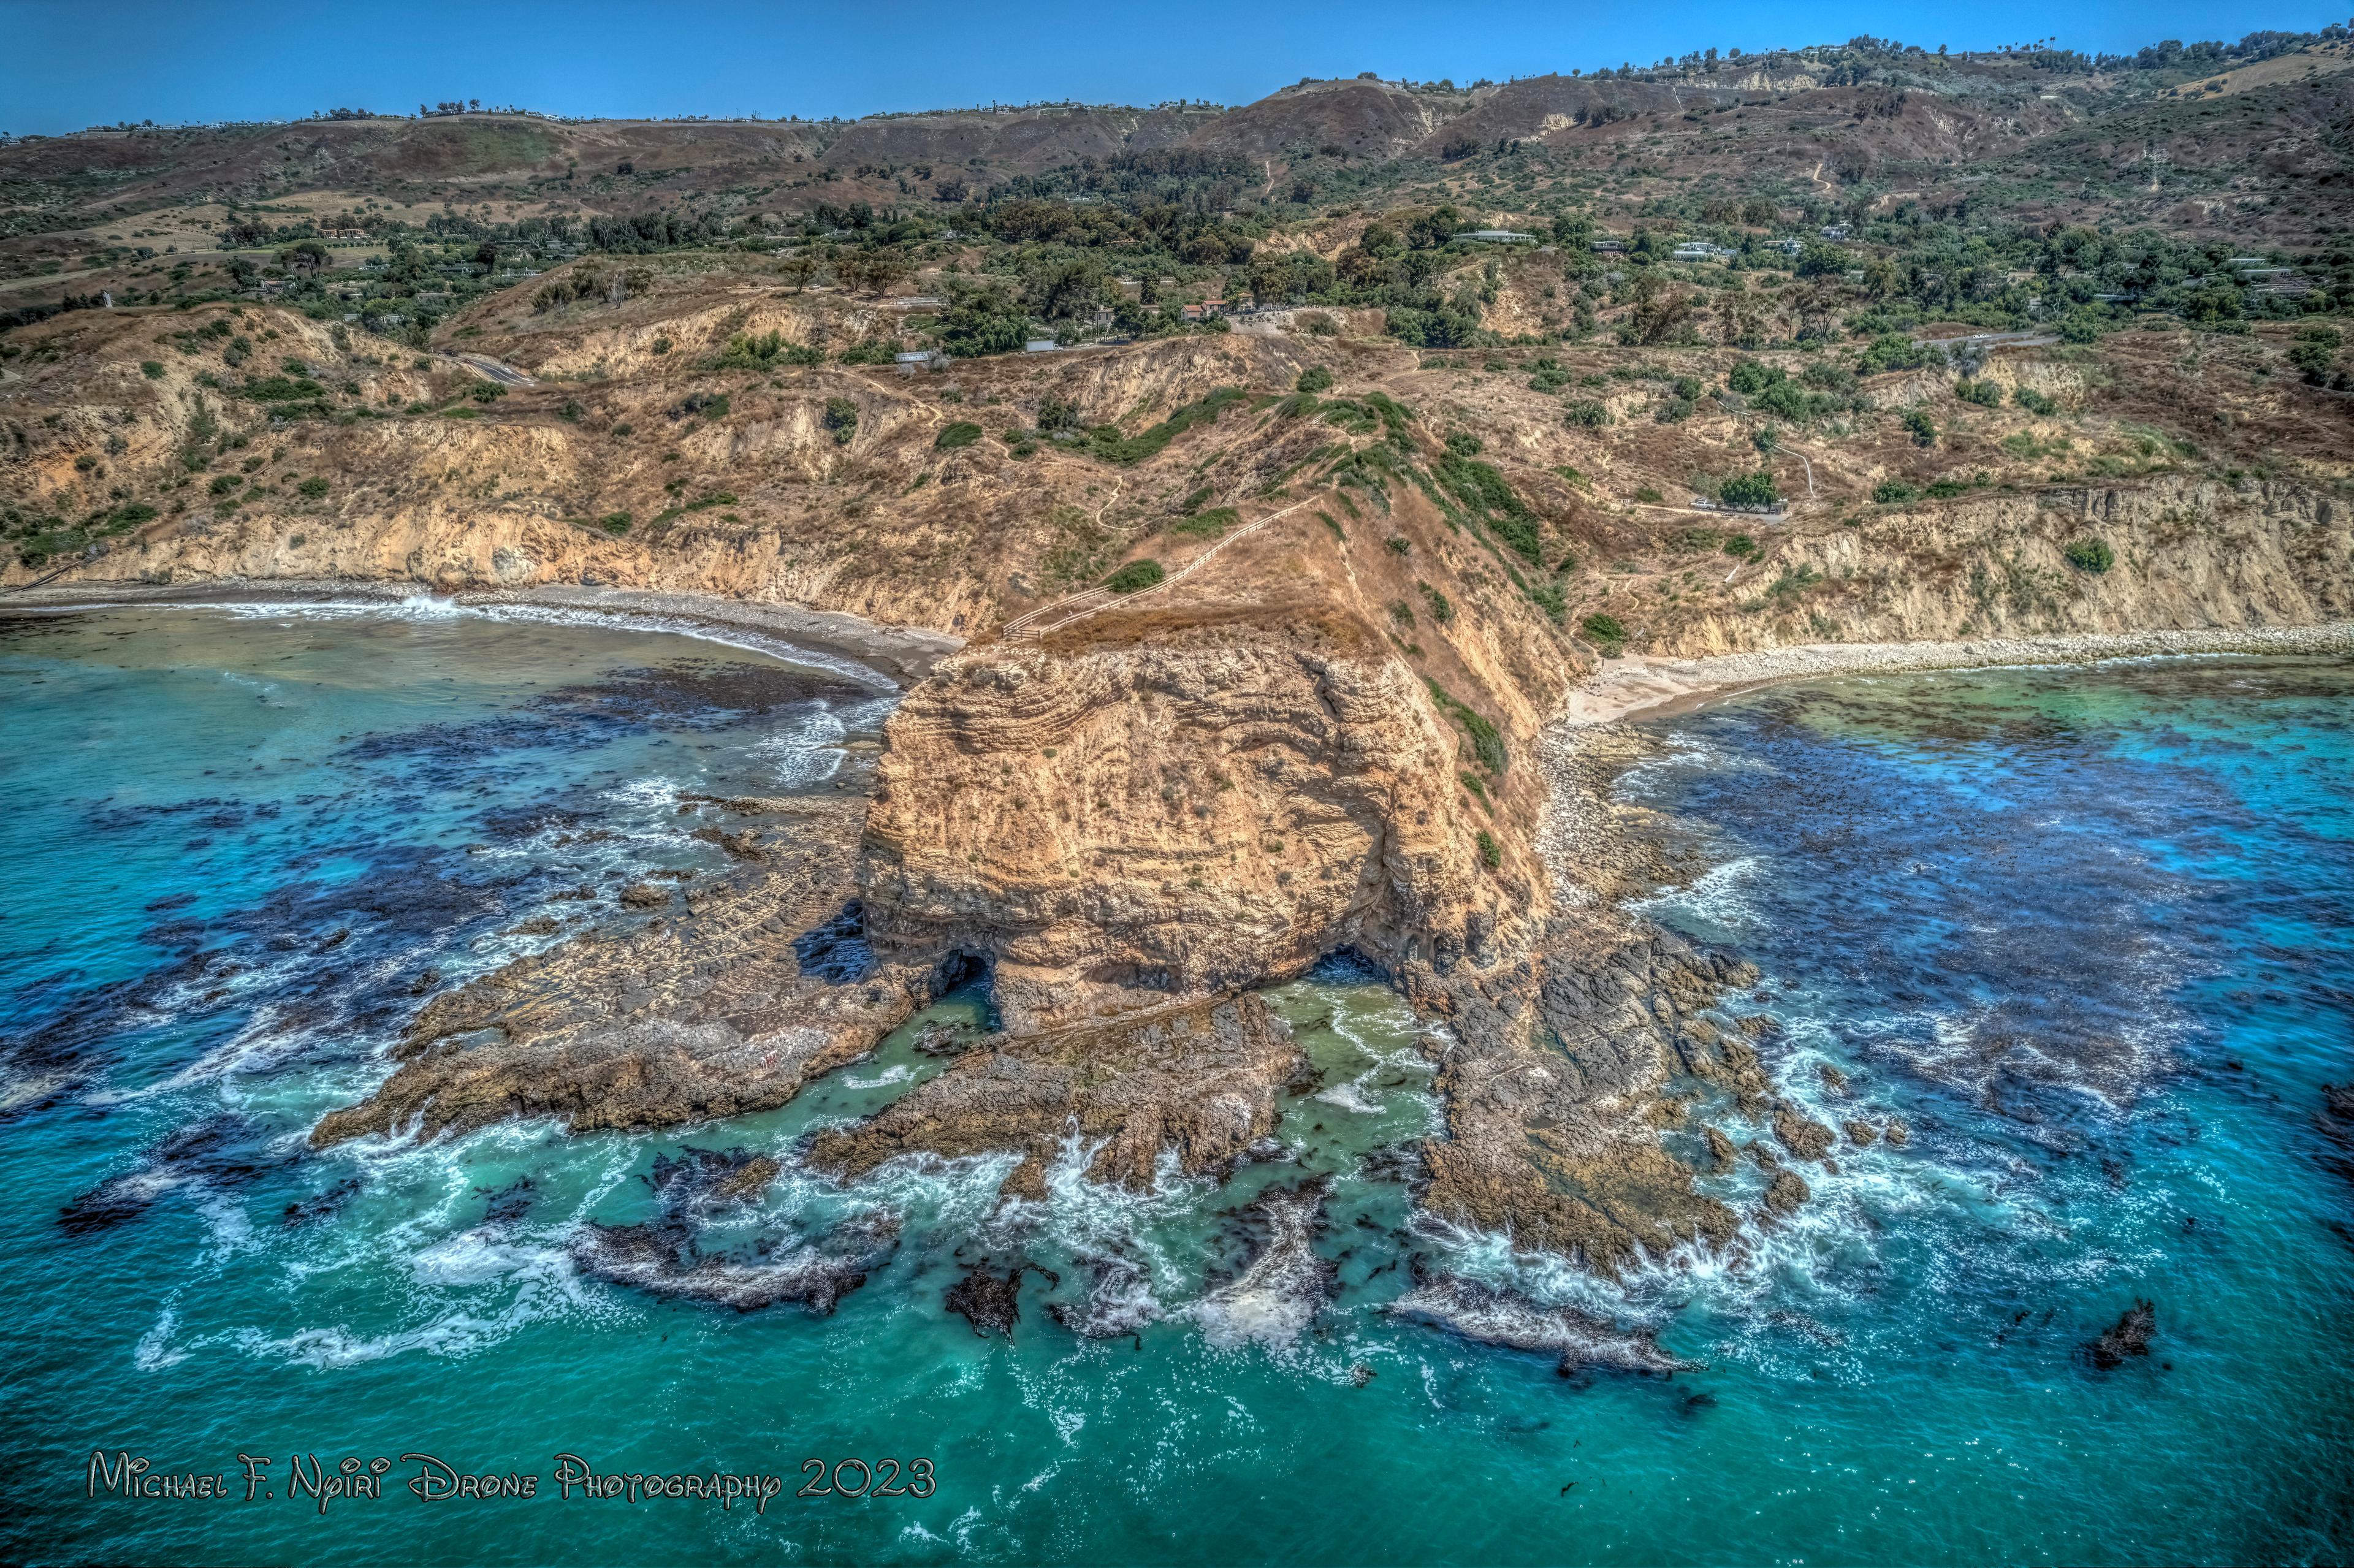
[1910,330,2059,351]
[442,351,536,387]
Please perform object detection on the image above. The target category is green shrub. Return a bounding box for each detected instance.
[1104,559,1165,593]
[1419,581,1455,624]
[469,381,505,402]
[1858,335,1941,374]
[1903,408,1937,446]
[2064,536,2115,574]
[1085,387,1249,465]
[141,360,164,379]
[1721,533,1761,560]
[598,512,631,534]
[823,398,858,444]
[2013,386,2058,416]
[1718,472,1779,508]
[935,421,983,450]
[1655,397,1694,424]
[1425,678,1508,774]
[2287,341,2334,378]
[297,478,329,498]
[1563,399,1610,428]
[1873,479,1917,503]
[1433,452,1542,563]
[1171,507,1238,538]
[712,330,787,370]
[1634,486,1664,504]
[1476,830,1503,871]
[1955,379,2002,407]
[1580,612,1627,643]
[1295,365,1333,394]
[1385,535,1411,555]
[208,474,241,496]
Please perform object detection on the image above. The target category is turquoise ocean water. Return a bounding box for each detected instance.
[2,605,2350,1566]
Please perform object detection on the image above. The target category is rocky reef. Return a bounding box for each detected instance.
[311,795,922,1146]
[1388,1271,1701,1376]
[806,991,1303,1201]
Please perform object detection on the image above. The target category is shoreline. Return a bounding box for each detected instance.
[1557,622,2354,728]
[0,577,963,688]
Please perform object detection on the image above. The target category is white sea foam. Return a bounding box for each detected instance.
[842,1064,915,1091]
[134,1307,189,1371]
[114,596,896,690]
[1312,1076,1384,1114]
[1626,853,1764,935]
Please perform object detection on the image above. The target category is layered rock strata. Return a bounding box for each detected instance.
[311,796,920,1146]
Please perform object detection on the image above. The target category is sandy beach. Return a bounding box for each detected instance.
[1558,623,2354,727]
[0,577,963,687]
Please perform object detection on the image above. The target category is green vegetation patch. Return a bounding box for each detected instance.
[2065,537,2116,574]
[1104,559,1165,594]
[1425,677,1507,775]
[1432,452,1541,564]
[1083,387,1249,465]
[1170,507,1239,539]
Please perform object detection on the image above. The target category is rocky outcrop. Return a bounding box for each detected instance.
[859,638,1533,1030]
[311,797,920,1146]
[1388,1271,1702,1375]
[1407,925,1751,1276]
[806,991,1303,1200]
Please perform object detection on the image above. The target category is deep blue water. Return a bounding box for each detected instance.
[4,610,2351,1566]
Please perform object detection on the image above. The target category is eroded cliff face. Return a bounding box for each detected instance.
[858,628,1542,1030]
[1653,476,2353,657]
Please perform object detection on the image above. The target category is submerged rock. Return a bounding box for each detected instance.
[478,1176,537,1226]
[59,1113,289,1236]
[1192,1179,1335,1351]
[1387,1272,1702,1376]
[2083,1300,2157,1369]
[647,1147,783,1214]
[1048,1253,1161,1339]
[945,1259,1044,1339]
[569,1212,896,1315]
[281,1176,363,1228]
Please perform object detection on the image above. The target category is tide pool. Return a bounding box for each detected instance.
[3,610,2349,1565]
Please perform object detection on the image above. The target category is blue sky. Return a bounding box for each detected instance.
[3,0,2346,134]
